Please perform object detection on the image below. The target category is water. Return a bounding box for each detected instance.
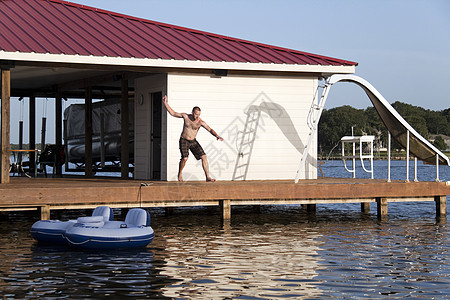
[1,161,449,299]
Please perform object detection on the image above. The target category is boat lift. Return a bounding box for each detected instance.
[295,74,450,183]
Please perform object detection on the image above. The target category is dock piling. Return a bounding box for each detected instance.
[435,196,447,216]
[361,203,370,213]
[40,205,50,220]
[220,199,231,221]
[376,197,388,219]
[306,204,316,213]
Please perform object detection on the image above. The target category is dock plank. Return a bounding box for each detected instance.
[1,177,448,219]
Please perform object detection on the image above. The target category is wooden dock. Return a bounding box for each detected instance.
[0,177,448,220]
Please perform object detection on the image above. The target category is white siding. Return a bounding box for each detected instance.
[134,74,167,180]
[165,73,318,181]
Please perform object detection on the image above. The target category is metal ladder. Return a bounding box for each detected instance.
[294,80,332,183]
[232,106,261,180]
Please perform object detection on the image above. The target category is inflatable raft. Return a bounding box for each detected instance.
[30,207,154,249]
[65,208,154,249]
[30,206,113,244]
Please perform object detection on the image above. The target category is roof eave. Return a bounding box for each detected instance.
[0,51,356,74]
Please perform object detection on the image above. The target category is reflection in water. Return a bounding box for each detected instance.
[1,238,167,298]
[0,203,449,299]
[159,215,323,299]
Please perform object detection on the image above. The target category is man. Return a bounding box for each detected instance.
[162,95,223,182]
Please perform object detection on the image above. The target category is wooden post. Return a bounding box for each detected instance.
[84,87,93,177]
[435,196,447,216]
[120,75,129,179]
[1,68,11,184]
[55,92,62,176]
[63,119,68,171]
[29,96,36,174]
[306,204,316,213]
[376,197,388,219]
[40,205,50,220]
[220,199,231,221]
[19,121,23,149]
[40,116,46,151]
[100,113,105,167]
[361,202,370,213]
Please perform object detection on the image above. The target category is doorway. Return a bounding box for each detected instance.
[149,92,162,180]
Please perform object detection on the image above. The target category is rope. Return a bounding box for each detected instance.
[137,183,152,208]
[65,235,153,245]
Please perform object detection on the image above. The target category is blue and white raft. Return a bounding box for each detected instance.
[30,206,114,244]
[64,208,154,249]
[30,206,154,249]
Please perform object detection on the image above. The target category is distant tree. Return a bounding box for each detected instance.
[365,106,388,147]
[392,101,426,119]
[442,108,450,136]
[424,110,447,135]
[433,135,447,151]
[319,106,367,156]
[391,101,429,138]
[404,115,429,138]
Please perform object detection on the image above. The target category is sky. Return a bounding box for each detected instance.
[9,0,450,143]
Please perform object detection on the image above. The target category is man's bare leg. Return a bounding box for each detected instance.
[178,157,188,181]
[201,155,216,182]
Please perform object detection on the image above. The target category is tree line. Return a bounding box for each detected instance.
[318,101,450,157]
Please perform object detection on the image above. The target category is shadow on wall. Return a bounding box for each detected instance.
[232,94,306,181]
[192,92,314,181]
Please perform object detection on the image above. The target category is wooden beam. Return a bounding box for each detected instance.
[120,75,129,179]
[84,87,93,177]
[58,72,123,92]
[29,96,36,174]
[55,93,62,176]
[1,68,11,184]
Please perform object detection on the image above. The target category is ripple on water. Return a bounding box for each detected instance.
[0,204,449,299]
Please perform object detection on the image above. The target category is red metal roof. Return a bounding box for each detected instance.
[0,0,357,66]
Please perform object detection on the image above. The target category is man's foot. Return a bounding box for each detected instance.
[206,177,216,182]
[178,176,184,182]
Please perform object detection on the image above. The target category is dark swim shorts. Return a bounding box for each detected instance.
[179,137,205,160]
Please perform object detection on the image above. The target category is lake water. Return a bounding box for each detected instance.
[1,160,449,299]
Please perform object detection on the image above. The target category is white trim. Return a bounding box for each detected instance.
[0,51,356,74]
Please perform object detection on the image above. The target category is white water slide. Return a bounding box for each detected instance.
[295,74,450,182]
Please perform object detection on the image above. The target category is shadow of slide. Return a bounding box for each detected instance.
[232,100,305,180]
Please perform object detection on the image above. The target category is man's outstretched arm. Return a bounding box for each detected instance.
[162,95,183,118]
[202,122,224,141]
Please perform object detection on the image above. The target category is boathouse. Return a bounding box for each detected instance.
[0,0,357,182]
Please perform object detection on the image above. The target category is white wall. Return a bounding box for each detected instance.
[165,72,318,181]
[134,74,167,180]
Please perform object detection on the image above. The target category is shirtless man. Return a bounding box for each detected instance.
[162,95,223,182]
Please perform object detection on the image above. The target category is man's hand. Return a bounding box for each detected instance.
[162,95,182,118]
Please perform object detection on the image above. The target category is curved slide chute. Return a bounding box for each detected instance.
[328,74,449,166]
[295,74,449,183]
